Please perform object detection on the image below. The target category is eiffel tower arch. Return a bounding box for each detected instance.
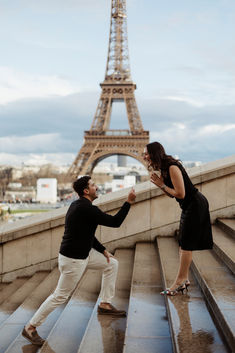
[68,0,149,178]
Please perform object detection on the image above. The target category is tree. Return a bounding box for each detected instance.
[0,167,13,199]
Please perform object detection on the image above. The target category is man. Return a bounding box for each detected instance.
[22,176,136,346]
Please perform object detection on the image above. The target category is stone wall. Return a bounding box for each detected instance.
[0,155,234,282]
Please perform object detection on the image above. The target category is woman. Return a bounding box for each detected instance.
[144,142,213,295]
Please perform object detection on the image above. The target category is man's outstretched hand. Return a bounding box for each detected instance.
[127,188,136,204]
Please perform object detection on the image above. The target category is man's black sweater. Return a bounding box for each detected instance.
[59,197,131,259]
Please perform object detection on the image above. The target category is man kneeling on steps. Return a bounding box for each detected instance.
[22,175,136,346]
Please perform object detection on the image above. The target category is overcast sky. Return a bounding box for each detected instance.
[0,0,235,166]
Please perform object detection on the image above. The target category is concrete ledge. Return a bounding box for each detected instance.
[0,207,67,244]
[0,156,234,246]
[188,155,235,181]
[0,155,235,282]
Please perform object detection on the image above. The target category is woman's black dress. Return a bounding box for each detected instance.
[163,162,213,251]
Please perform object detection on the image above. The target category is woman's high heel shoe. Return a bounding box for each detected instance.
[184,280,190,292]
[160,283,186,296]
[176,283,186,295]
[160,289,177,296]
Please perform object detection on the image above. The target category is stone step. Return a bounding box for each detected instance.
[157,237,229,353]
[5,268,101,353]
[39,269,102,353]
[78,249,135,353]
[192,249,235,352]
[0,272,49,327]
[212,225,235,275]
[0,267,60,353]
[0,283,9,294]
[5,305,66,353]
[123,243,172,353]
[0,278,29,306]
[217,218,235,240]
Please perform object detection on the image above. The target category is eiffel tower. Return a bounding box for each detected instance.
[68,0,149,178]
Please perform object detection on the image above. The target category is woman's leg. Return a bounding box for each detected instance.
[179,247,190,282]
[169,249,192,291]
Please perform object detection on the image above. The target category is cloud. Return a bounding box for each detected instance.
[0,0,108,18]
[0,133,73,153]
[0,92,99,143]
[165,11,190,27]
[151,122,235,162]
[172,66,205,77]
[0,133,82,154]
[0,92,235,165]
[160,96,204,107]
[0,66,80,105]
[0,153,75,166]
[197,43,235,77]
[199,124,235,136]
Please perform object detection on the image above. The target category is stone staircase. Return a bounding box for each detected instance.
[0,217,234,353]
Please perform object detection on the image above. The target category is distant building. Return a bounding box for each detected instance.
[37,178,57,203]
[5,185,35,202]
[117,155,127,167]
[105,174,136,192]
[184,161,202,168]
[8,183,22,189]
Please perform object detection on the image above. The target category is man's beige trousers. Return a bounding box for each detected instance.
[30,249,118,327]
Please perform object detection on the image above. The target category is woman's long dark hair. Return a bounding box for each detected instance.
[146,142,181,177]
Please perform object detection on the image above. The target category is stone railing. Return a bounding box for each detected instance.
[0,155,234,282]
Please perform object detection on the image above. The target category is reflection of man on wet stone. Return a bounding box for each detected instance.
[22,176,136,346]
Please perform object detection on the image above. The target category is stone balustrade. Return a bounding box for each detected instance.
[0,155,234,282]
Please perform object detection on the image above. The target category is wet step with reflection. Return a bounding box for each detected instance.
[157,237,231,353]
[0,268,60,353]
[0,217,234,353]
[40,269,102,353]
[0,272,49,327]
[77,249,134,353]
[123,243,173,353]
[191,216,235,352]
[192,249,235,352]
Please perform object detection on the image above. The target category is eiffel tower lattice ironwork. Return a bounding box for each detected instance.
[68,0,149,178]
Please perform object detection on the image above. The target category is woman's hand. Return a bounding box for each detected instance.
[150,173,164,188]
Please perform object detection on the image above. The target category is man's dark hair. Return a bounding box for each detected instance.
[73,176,91,197]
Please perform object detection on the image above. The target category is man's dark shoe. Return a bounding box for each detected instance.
[22,327,45,346]
[98,304,126,317]
[22,344,40,353]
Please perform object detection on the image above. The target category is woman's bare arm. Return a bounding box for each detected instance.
[168,165,185,199]
[150,165,185,199]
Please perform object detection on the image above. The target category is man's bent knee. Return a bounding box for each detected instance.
[109,257,118,269]
[52,292,70,304]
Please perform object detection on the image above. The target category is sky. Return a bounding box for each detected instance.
[0,0,235,167]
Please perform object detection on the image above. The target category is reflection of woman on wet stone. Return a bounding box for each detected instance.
[144,142,213,296]
[169,296,214,353]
